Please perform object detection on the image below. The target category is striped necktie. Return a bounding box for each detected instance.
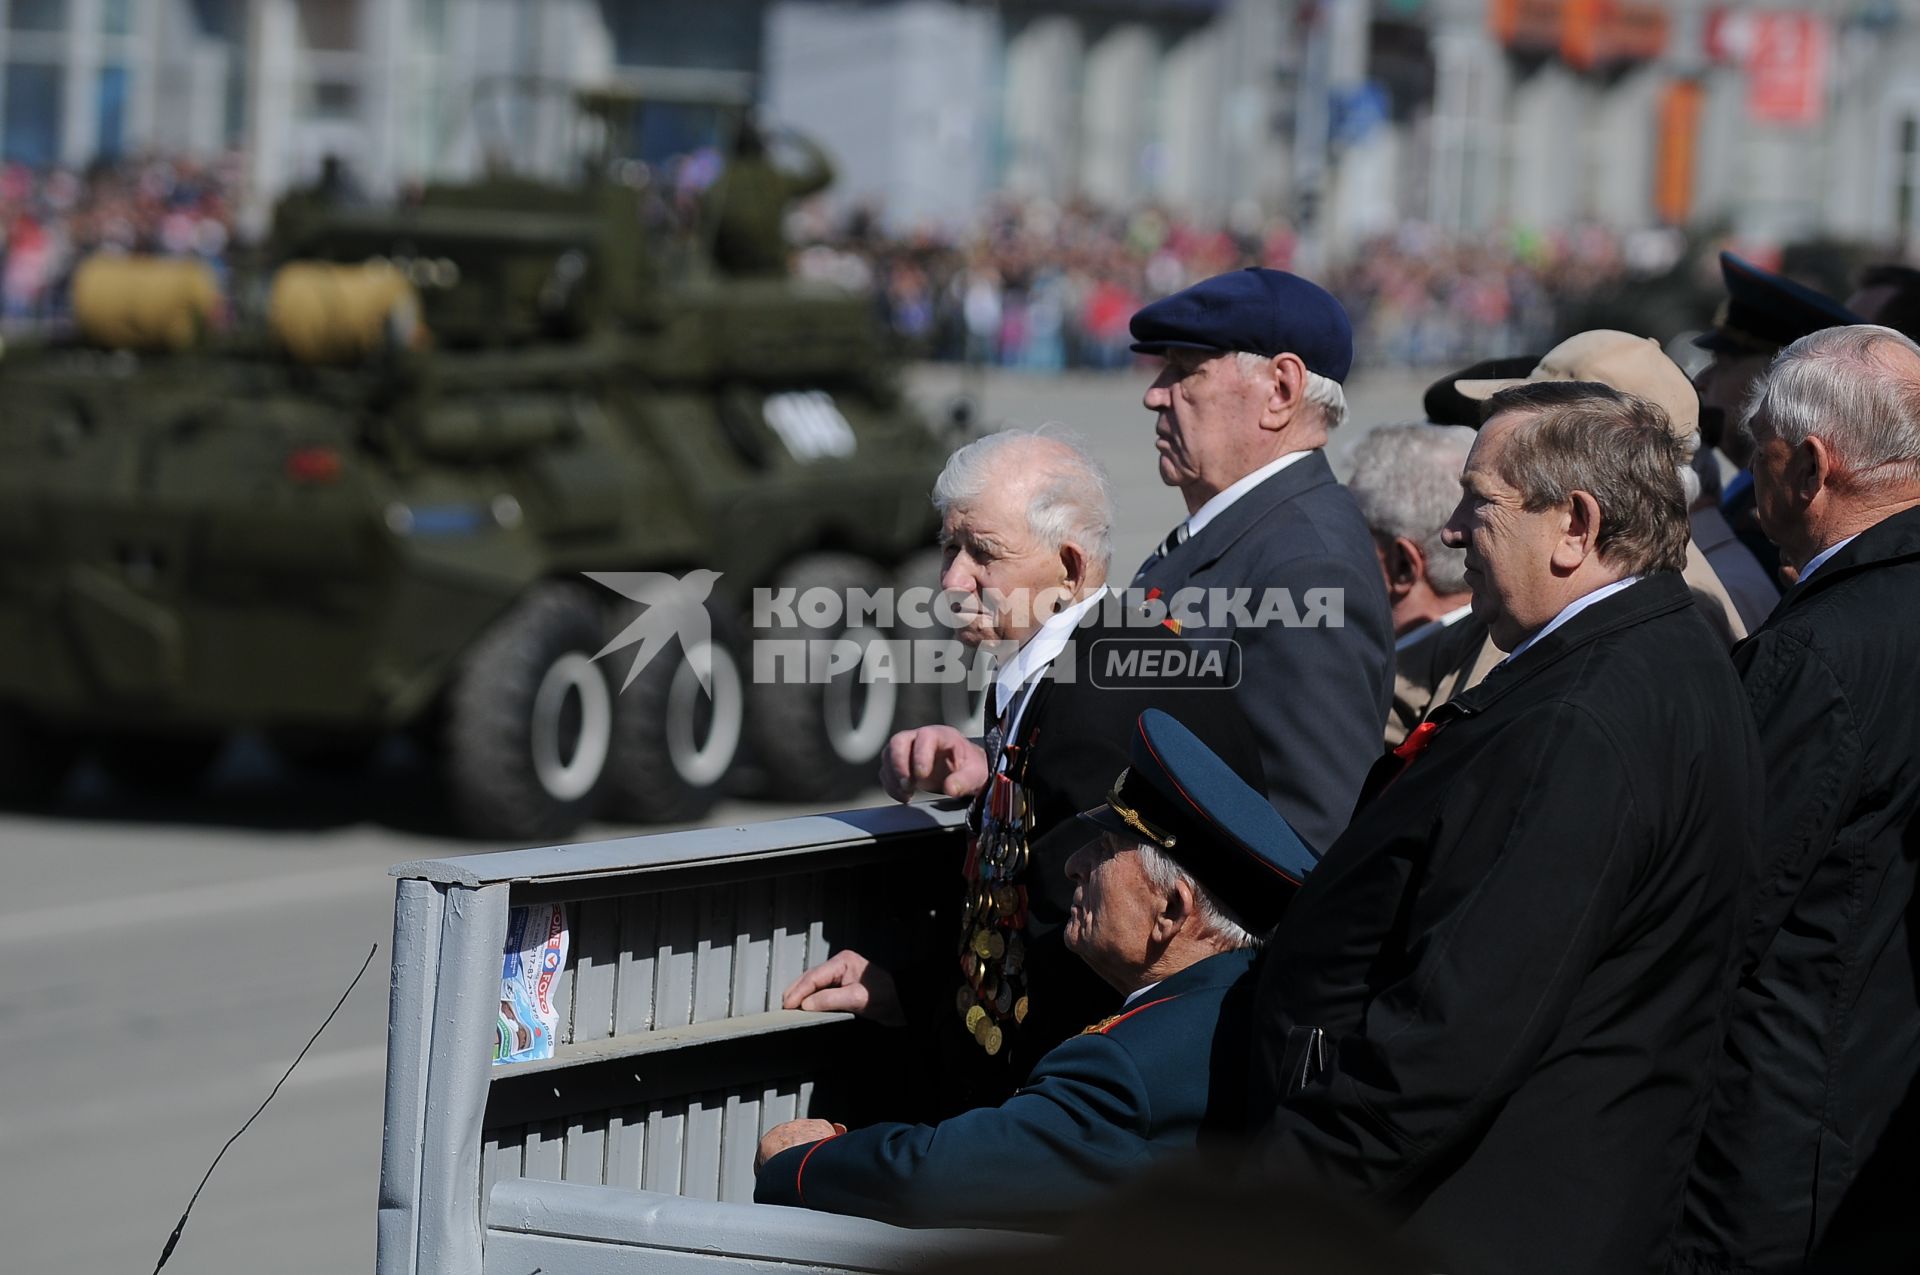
[982,722,1004,779]
[982,673,1019,776]
[1135,520,1190,581]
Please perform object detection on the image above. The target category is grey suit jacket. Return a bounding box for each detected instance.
[1134,451,1394,855]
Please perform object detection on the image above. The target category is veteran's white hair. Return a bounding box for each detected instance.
[1137,843,1264,951]
[1348,423,1477,596]
[930,426,1114,574]
[1742,324,1920,485]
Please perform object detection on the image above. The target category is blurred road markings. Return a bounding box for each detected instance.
[270,1043,388,1090]
[0,866,388,948]
[0,1045,387,1149]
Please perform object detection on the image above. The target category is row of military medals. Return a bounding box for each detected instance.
[958,736,1034,1057]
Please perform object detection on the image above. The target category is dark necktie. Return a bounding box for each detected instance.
[1134,520,1190,582]
[982,679,1018,776]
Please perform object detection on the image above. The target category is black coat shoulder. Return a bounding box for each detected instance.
[1680,508,1920,1268]
[1012,604,1262,918]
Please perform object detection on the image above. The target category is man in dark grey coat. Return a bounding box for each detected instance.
[1676,325,1920,1274]
[1129,268,1394,854]
[1251,384,1762,1275]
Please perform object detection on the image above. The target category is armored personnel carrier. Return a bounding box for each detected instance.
[0,77,971,840]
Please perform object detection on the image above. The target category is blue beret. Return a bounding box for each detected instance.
[1695,252,1862,354]
[1080,708,1317,931]
[1129,267,1355,383]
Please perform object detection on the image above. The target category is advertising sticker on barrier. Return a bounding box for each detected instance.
[496,903,569,1064]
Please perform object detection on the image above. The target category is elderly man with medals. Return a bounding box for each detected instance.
[778,428,1262,1109]
[754,709,1312,1229]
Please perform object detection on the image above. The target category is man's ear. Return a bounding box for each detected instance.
[1057,540,1091,595]
[1262,353,1308,431]
[1153,875,1196,946]
[1796,436,1837,505]
[1552,490,1603,573]
[1385,536,1425,601]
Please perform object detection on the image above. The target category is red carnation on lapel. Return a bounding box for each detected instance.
[1393,720,1442,764]
[1144,586,1181,634]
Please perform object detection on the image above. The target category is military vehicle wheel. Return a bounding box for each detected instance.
[445,584,614,841]
[94,733,225,794]
[0,708,79,806]
[891,548,989,734]
[603,603,747,824]
[747,553,901,800]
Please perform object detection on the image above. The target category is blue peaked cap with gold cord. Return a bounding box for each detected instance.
[1128,266,1355,383]
[1079,709,1317,931]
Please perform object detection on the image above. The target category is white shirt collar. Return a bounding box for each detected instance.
[1182,450,1315,541]
[1122,980,1162,1009]
[1503,576,1641,664]
[1393,602,1476,653]
[1798,534,1860,583]
[992,586,1109,725]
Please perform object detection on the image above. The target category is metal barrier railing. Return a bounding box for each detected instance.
[376,802,1002,1275]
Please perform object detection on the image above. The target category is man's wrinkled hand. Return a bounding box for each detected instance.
[880,725,989,803]
[781,949,906,1025]
[756,1118,843,1171]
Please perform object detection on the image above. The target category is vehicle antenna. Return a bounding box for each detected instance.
[150,942,380,1273]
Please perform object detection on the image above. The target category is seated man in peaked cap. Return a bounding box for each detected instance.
[753,708,1314,1230]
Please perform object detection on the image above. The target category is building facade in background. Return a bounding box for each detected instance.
[0,0,766,231]
[0,0,238,169]
[1415,0,1920,250]
[765,0,1295,235]
[1,0,1918,253]
[763,0,1920,257]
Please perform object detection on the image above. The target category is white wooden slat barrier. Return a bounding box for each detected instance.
[376,801,1038,1275]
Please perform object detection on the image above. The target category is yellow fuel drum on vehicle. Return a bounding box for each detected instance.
[268,261,423,364]
[71,255,221,352]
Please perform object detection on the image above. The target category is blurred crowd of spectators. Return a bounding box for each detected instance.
[0,156,240,327]
[794,199,1646,371]
[1,156,1650,372]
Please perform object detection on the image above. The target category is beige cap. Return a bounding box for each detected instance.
[1453,329,1700,439]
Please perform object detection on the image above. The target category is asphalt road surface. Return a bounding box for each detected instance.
[0,363,1431,1274]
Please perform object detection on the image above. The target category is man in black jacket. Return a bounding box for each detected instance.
[1676,325,1920,1273]
[785,428,1261,1105]
[1250,383,1762,1275]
